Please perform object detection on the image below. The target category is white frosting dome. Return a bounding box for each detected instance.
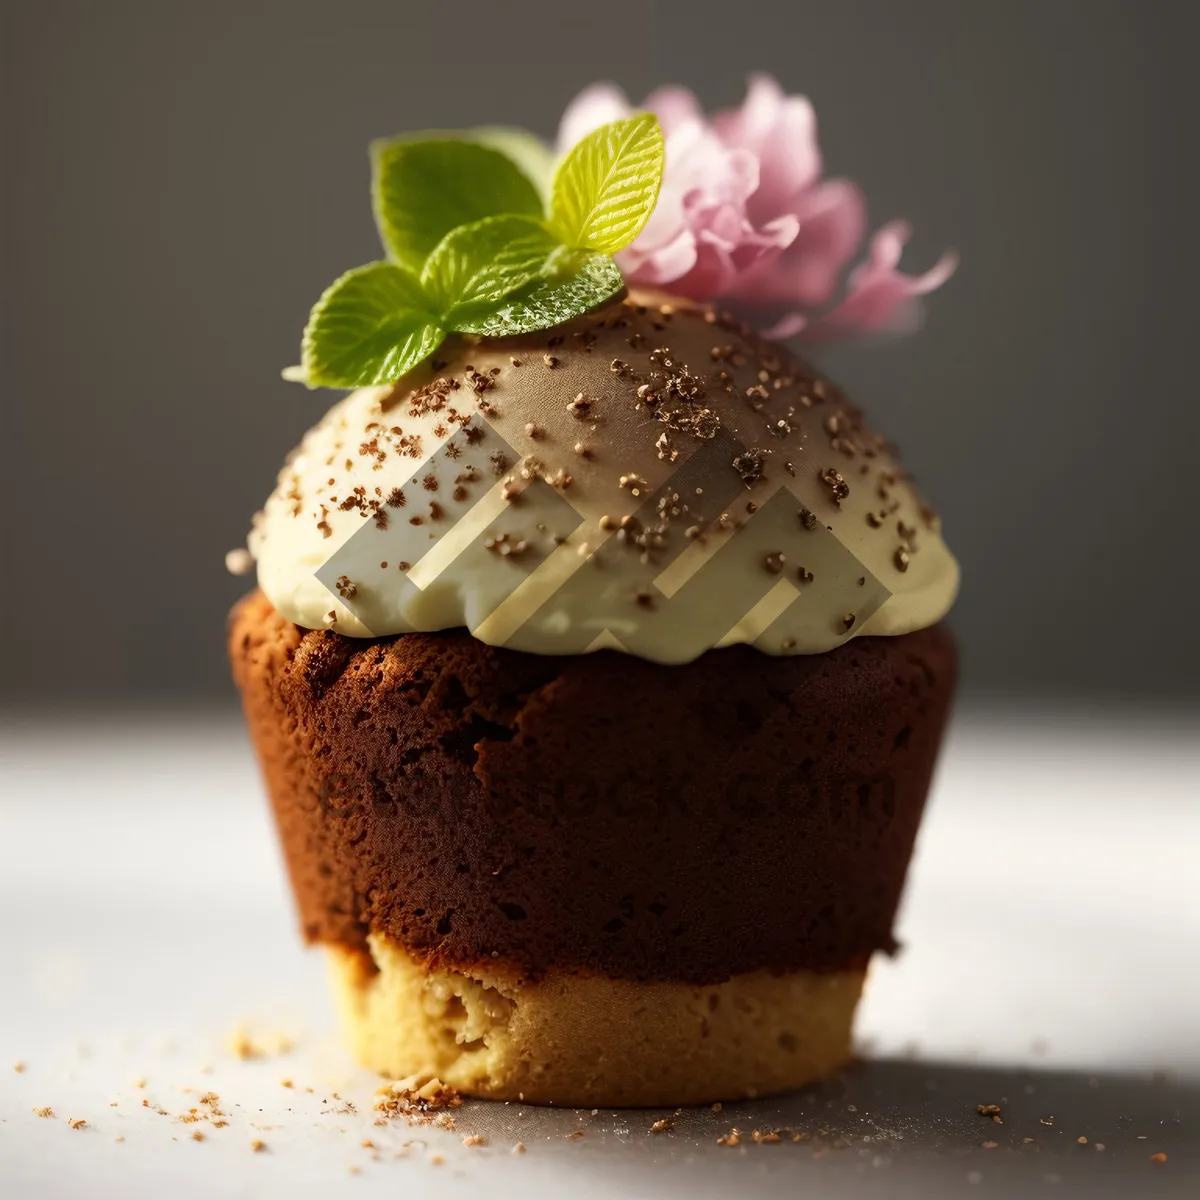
[250,296,958,663]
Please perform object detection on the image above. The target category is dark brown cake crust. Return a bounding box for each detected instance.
[230,591,956,985]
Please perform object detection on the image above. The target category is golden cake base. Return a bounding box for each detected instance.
[327,933,864,1107]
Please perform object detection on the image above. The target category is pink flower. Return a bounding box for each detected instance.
[556,75,956,342]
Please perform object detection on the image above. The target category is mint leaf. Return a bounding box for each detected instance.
[549,114,664,254]
[294,116,664,389]
[457,253,625,336]
[372,138,544,271]
[301,263,443,387]
[467,126,555,201]
[422,214,558,321]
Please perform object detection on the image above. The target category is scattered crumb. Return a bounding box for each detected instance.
[224,547,255,576]
[115,1136,125,1143]
[374,1075,462,1130]
[132,1077,146,1089]
[649,1117,674,1133]
[511,1142,526,1155]
[191,1131,205,1142]
[14,1062,26,1073]
[1077,1136,1088,1144]
[226,1024,295,1060]
[1150,1152,1168,1164]
[717,1129,741,1147]
[711,1102,723,1113]
[68,1118,87,1130]
[976,1104,1003,1124]
[33,1107,54,1119]
[566,1129,585,1140]
[427,1153,444,1166]
[982,1140,998,1149]
[251,1139,266,1153]
[462,1134,486,1147]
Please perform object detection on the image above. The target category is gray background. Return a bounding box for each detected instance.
[3,0,1197,707]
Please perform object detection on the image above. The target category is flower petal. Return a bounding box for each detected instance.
[729,212,800,272]
[785,179,867,303]
[635,174,689,251]
[557,77,955,345]
[675,239,739,299]
[643,84,704,134]
[712,72,783,144]
[556,83,632,153]
[751,94,821,216]
[729,179,866,307]
[714,74,822,217]
[617,226,699,286]
[803,220,958,341]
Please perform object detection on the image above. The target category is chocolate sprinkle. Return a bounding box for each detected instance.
[820,468,850,505]
[732,449,765,485]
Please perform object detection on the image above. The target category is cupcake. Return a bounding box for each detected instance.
[230,76,959,1106]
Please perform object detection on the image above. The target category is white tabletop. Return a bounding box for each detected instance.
[1,704,1197,1197]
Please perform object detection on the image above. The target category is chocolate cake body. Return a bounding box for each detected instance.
[231,590,955,985]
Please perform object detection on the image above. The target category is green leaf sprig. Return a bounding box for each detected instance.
[298,114,665,388]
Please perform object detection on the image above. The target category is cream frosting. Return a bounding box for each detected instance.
[249,297,958,663]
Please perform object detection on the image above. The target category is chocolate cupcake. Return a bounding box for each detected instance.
[229,78,959,1105]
